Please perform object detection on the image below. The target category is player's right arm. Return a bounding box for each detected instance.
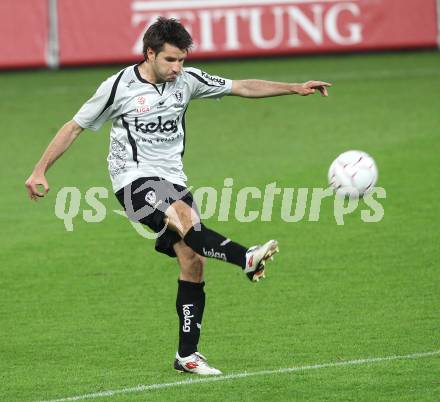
[25,120,83,200]
[25,68,125,201]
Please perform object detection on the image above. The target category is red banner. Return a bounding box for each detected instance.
[57,0,438,65]
[0,0,438,68]
[0,0,48,69]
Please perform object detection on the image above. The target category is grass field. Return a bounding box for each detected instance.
[1,51,439,401]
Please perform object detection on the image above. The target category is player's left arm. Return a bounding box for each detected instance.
[230,80,332,98]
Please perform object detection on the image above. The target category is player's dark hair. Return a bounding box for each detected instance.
[143,17,193,59]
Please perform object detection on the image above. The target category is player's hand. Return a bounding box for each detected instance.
[25,173,50,201]
[297,81,332,97]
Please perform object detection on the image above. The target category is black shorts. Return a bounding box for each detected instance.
[115,177,198,258]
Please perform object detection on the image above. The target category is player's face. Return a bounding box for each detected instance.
[149,43,187,82]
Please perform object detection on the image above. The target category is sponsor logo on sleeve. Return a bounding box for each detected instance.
[201,71,226,86]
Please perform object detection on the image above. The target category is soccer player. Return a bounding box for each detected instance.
[25,18,331,375]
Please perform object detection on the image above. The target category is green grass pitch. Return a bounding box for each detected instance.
[1,51,439,401]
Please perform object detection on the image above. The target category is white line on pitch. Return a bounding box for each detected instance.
[39,349,440,402]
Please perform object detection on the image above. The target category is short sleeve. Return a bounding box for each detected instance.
[73,69,125,131]
[184,67,232,100]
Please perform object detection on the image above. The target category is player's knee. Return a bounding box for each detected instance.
[187,251,204,271]
[193,253,205,271]
[182,252,205,282]
[166,201,199,237]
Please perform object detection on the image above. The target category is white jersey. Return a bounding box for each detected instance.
[73,64,232,192]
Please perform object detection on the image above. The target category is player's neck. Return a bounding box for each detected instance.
[138,61,164,84]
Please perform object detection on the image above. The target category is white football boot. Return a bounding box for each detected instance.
[244,240,279,282]
[174,352,222,375]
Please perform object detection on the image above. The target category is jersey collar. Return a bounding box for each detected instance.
[134,63,166,96]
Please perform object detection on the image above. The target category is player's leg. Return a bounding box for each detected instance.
[166,199,246,267]
[115,177,279,281]
[166,200,279,281]
[172,240,221,375]
[174,240,205,358]
[174,238,205,283]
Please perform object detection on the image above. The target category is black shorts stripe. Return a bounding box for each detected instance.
[97,68,126,118]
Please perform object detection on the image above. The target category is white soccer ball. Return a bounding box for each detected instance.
[328,150,378,198]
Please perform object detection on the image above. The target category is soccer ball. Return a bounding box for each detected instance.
[328,150,378,198]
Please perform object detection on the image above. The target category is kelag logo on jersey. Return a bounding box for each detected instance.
[201,71,225,86]
[134,116,179,134]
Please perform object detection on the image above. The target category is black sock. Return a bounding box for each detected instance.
[176,280,206,358]
[183,223,248,268]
